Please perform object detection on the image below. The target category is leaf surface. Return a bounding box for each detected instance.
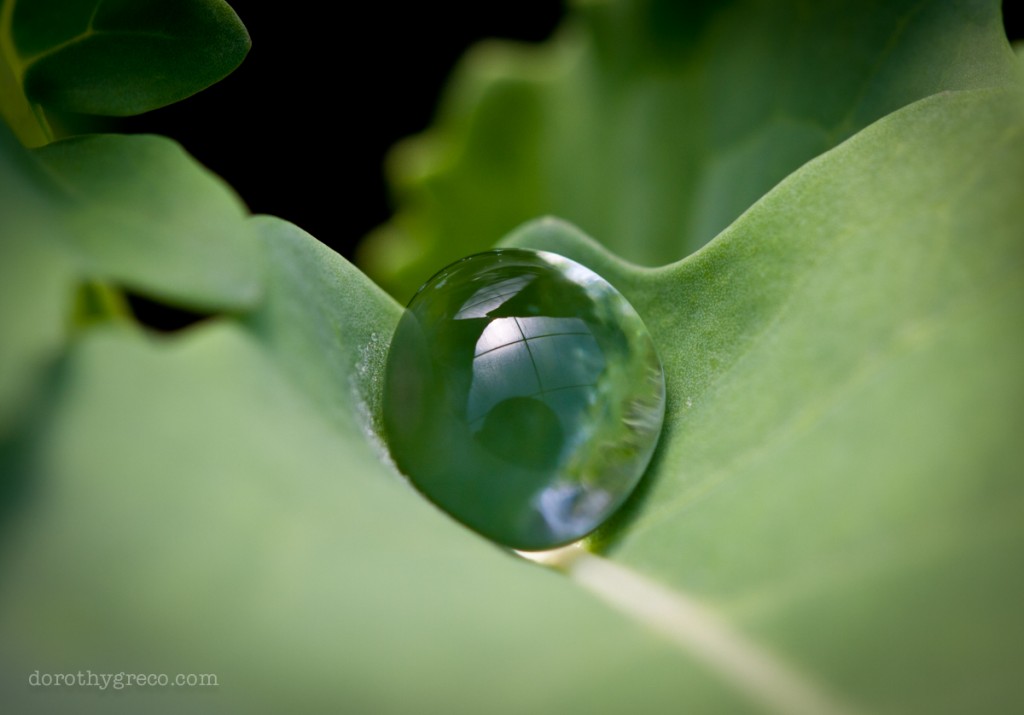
[0,129,260,437]
[0,124,74,434]
[504,86,1024,713]
[0,235,753,715]
[34,133,262,309]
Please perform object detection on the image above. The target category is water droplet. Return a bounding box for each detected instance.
[382,249,665,550]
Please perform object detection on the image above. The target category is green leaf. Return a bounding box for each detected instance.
[0,127,261,437]
[5,83,1023,712]
[0,239,754,715]
[0,124,75,435]
[34,133,262,309]
[8,0,249,117]
[243,216,401,435]
[359,0,1022,299]
[4,3,1024,714]
[503,86,1024,713]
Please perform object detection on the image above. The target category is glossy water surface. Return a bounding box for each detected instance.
[383,249,665,550]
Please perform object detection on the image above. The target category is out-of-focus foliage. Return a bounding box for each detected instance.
[359,0,1019,300]
[0,126,260,435]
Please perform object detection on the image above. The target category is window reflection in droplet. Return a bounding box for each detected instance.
[383,249,665,550]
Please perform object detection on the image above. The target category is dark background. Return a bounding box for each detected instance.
[122,4,564,261]
[122,3,1023,264]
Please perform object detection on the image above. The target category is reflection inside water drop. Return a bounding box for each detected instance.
[382,248,665,550]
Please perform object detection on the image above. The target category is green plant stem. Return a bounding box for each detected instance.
[0,0,53,146]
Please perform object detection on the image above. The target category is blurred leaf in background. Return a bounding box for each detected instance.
[359,0,1021,300]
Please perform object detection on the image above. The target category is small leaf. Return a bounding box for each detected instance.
[13,0,249,116]
[34,133,262,309]
[0,126,261,438]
